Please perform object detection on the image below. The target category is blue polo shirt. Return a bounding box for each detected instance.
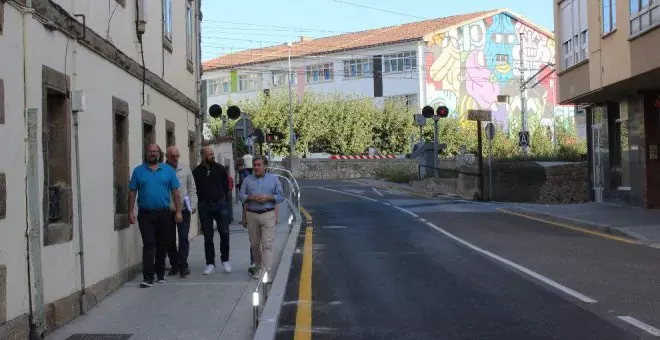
[128,163,180,210]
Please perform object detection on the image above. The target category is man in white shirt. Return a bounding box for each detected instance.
[165,146,198,278]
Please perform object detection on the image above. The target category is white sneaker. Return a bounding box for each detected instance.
[222,262,232,273]
[203,264,215,275]
[252,268,263,280]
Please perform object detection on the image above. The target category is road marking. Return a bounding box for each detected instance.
[497,208,639,245]
[372,188,384,196]
[300,207,313,227]
[294,224,314,340]
[417,219,597,303]
[617,316,660,336]
[318,187,378,202]
[322,188,598,304]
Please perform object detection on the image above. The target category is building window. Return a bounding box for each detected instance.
[188,131,196,166]
[385,94,418,108]
[44,89,73,227]
[382,51,417,74]
[186,0,194,72]
[142,110,156,163]
[343,58,373,79]
[238,74,261,92]
[602,0,616,33]
[112,97,129,230]
[495,54,509,63]
[166,120,176,147]
[630,0,660,35]
[272,71,296,87]
[306,63,334,83]
[207,77,230,95]
[559,0,588,70]
[162,0,173,49]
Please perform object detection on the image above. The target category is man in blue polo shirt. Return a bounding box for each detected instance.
[128,143,182,288]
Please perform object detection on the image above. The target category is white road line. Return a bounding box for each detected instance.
[419,218,427,222]
[618,316,660,336]
[372,188,384,197]
[383,202,392,206]
[318,187,378,202]
[415,220,597,303]
[321,187,598,304]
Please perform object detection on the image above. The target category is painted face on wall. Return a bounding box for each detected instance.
[459,21,487,51]
[484,14,518,83]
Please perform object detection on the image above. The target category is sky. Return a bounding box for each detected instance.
[200,0,555,61]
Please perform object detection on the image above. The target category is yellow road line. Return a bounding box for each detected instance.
[300,206,313,227]
[294,211,313,340]
[497,208,640,245]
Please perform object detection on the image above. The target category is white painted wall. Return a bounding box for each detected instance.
[0,3,30,323]
[203,41,423,108]
[0,0,199,325]
[52,0,199,100]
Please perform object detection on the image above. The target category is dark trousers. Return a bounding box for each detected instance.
[137,208,172,281]
[227,192,234,223]
[167,210,191,270]
[199,201,230,265]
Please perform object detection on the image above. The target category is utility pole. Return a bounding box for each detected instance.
[518,33,528,156]
[287,42,294,156]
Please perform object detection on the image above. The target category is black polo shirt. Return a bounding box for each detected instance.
[192,162,229,203]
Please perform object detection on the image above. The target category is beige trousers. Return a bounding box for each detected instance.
[246,210,276,272]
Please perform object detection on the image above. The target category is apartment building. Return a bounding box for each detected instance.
[555,0,660,207]
[0,0,202,338]
[203,9,579,141]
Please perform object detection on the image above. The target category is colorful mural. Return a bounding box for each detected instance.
[426,13,574,133]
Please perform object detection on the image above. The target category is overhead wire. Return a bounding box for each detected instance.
[328,0,428,20]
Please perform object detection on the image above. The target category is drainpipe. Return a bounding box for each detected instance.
[71,3,87,314]
[19,0,46,338]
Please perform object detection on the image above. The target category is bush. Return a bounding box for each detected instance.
[374,164,416,183]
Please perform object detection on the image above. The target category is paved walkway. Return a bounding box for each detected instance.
[47,201,291,340]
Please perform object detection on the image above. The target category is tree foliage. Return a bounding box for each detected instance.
[207,90,586,161]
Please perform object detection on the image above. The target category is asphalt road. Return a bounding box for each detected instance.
[276,180,660,340]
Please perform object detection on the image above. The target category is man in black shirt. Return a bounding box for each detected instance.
[193,146,231,275]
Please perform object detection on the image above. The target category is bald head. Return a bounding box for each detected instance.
[166,146,181,167]
[201,146,215,165]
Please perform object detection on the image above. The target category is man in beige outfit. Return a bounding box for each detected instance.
[238,156,284,279]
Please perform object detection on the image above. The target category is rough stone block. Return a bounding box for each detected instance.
[0,173,5,219]
[0,265,5,323]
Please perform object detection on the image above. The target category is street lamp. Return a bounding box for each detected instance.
[287,42,294,156]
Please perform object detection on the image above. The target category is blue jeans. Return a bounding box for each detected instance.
[198,201,230,265]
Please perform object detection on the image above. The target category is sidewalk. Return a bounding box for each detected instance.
[503,202,660,245]
[47,201,292,340]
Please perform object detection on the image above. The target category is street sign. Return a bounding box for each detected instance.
[414,114,426,127]
[468,109,492,121]
[234,118,254,139]
[519,131,530,147]
[485,123,495,141]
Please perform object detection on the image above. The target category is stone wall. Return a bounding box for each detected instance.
[412,161,589,204]
[270,158,417,180]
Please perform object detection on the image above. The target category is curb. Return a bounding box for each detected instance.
[498,206,642,243]
[253,199,304,340]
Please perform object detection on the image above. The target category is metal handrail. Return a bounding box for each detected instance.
[268,167,301,211]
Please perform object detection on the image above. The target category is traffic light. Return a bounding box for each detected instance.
[208,104,222,118]
[266,133,273,143]
[422,105,434,118]
[254,128,265,144]
[436,105,449,118]
[227,105,241,120]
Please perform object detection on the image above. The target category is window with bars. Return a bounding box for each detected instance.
[238,74,261,92]
[559,0,588,70]
[630,0,660,35]
[382,51,417,73]
[343,58,373,79]
[207,78,230,95]
[306,63,334,83]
